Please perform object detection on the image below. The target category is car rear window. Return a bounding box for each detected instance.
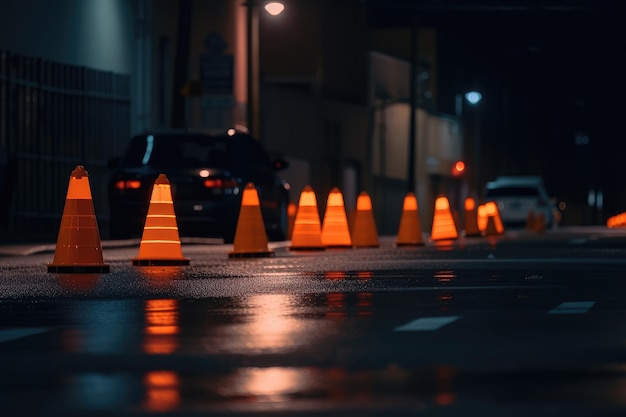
[120,132,274,171]
[485,186,540,198]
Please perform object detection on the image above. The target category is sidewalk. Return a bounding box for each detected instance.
[0,237,225,257]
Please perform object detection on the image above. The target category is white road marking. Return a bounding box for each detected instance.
[0,328,49,344]
[394,316,461,332]
[549,301,596,314]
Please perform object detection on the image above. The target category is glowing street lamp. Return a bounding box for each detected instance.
[264,2,285,16]
[464,90,482,105]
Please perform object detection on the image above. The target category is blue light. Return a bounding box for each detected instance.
[465,91,482,105]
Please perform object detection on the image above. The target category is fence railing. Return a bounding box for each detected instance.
[0,51,131,240]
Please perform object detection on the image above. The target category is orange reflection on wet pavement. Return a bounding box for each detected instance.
[144,299,179,354]
[143,371,180,412]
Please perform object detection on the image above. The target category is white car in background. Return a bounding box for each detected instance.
[483,176,555,228]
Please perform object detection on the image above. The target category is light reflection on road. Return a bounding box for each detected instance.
[56,273,101,292]
[237,293,312,352]
[144,299,179,354]
[143,371,180,412]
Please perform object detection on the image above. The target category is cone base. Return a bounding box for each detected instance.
[228,250,275,258]
[132,258,190,266]
[48,264,110,273]
[395,242,425,247]
[325,245,353,249]
[288,246,326,251]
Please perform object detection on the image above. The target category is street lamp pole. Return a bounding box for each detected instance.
[246,1,260,138]
[456,91,482,195]
[406,15,418,194]
[245,1,284,139]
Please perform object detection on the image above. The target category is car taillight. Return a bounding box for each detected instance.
[114,179,141,190]
[204,178,238,189]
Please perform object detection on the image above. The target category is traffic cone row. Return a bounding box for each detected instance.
[395,193,424,246]
[483,201,504,236]
[525,210,546,233]
[47,166,110,273]
[607,212,626,228]
[48,167,191,274]
[352,192,379,248]
[288,186,382,250]
[133,174,190,266]
[463,197,481,237]
[47,166,509,273]
[289,185,326,250]
[228,183,274,258]
[431,196,458,241]
[321,187,352,248]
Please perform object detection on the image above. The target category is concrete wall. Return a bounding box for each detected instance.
[0,0,134,74]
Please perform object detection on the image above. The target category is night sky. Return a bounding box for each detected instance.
[368,0,626,217]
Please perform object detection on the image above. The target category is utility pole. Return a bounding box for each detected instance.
[171,0,193,128]
[407,15,418,193]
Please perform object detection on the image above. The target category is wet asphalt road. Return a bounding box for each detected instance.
[1,227,626,416]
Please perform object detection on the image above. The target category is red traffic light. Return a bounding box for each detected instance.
[452,161,465,176]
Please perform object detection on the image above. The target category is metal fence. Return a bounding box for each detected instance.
[0,51,131,241]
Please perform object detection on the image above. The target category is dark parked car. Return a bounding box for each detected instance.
[108,129,290,243]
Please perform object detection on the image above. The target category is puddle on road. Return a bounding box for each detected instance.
[54,364,626,413]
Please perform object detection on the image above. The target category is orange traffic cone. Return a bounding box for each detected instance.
[133,174,190,266]
[477,204,488,233]
[534,212,546,233]
[321,187,352,248]
[351,191,379,248]
[463,197,481,237]
[48,166,110,273]
[290,185,325,250]
[525,210,536,231]
[229,182,274,258]
[484,201,504,236]
[286,202,297,240]
[395,192,424,246]
[431,196,458,241]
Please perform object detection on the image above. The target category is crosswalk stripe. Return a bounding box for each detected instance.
[394,316,461,332]
[549,301,596,314]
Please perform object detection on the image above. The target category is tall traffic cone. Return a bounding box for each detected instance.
[321,187,352,248]
[463,197,481,237]
[48,166,110,273]
[133,174,190,266]
[395,192,424,246]
[229,182,274,258]
[484,201,504,236]
[477,204,488,233]
[525,210,536,231]
[351,191,379,248]
[534,212,546,233]
[287,202,297,240]
[290,185,325,250]
[431,196,458,241]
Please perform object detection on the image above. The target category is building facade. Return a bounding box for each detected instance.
[0,0,464,240]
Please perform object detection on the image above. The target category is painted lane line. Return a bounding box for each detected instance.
[0,328,49,344]
[549,301,596,315]
[394,316,461,332]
